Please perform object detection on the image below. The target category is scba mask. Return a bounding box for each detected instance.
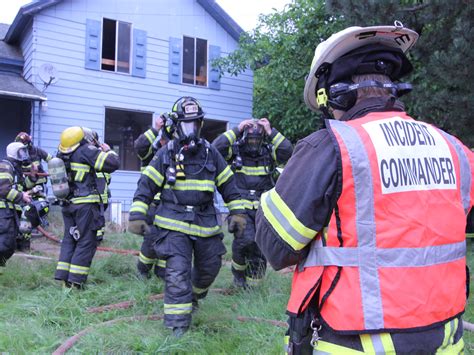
[178,119,202,151]
[244,122,264,155]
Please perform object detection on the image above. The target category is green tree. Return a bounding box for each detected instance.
[327,0,474,146]
[215,0,345,142]
[216,0,473,146]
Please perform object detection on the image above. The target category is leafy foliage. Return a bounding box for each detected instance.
[214,0,346,141]
[215,0,473,146]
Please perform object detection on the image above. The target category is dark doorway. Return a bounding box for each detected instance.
[0,98,31,159]
[104,107,153,171]
[202,118,228,143]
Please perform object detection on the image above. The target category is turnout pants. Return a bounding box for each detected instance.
[137,233,165,279]
[137,202,165,279]
[0,209,18,270]
[54,203,103,285]
[153,227,226,328]
[231,209,267,286]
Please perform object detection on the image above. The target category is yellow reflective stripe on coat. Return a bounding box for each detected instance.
[225,199,245,211]
[314,340,365,354]
[224,129,237,144]
[224,129,237,159]
[156,259,166,268]
[143,165,164,187]
[437,318,463,353]
[232,260,246,271]
[144,129,156,144]
[140,146,154,161]
[154,215,221,237]
[94,151,110,171]
[70,194,101,204]
[271,132,285,161]
[130,200,149,215]
[70,162,90,172]
[139,252,156,265]
[6,189,19,202]
[69,264,90,275]
[261,189,317,251]
[164,303,193,315]
[56,261,70,271]
[239,165,270,176]
[164,179,215,192]
[240,199,259,210]
[216,166,233,186]
[0,200,18,209]
[0,172,13,181]
[192,285,209,294]
[360,333,395,354]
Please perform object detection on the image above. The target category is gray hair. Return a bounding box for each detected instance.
[352,74,393,102]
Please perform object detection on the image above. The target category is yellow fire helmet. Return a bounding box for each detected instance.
[304,21,418,112]
[58,126,85,154]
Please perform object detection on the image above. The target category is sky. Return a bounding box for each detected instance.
[0,0,292,31]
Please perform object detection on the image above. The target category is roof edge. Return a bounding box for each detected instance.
[197,0,244,42]
[5,0,63,44]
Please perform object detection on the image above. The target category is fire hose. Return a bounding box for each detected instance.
[37,226,139,256]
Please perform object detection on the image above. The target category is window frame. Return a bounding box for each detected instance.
[101,17,133,75]
[103,106,154,173]
[181,35,208,87]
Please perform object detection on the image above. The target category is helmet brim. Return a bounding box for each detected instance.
[59,143,80,154]
[304,25,419,112]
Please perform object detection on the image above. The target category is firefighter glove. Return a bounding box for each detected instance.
[228,214,247,238]
[128,220,150,236]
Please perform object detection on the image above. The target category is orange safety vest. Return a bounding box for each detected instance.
[287,111,472,334]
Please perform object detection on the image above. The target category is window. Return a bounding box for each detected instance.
[182,36,207,86]
[201,118,228,143]
[101,18,131,73]
[104,108,152,171]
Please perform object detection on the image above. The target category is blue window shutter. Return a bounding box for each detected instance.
[168,37,182,84]
[132,29,147,78]
[208,45,221,90]
[85,19,101,70]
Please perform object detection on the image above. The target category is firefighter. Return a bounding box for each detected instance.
[213,118,292,288]
[133,114,170,279]
[14,132,52,251]
[82,128,111,244]
[0,142,32,273]
[54,126,119,288]
[255,23,473,353]
[15,132,52,188]
[128,96,246,337]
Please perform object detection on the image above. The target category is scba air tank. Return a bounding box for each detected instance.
[48,157,70,199]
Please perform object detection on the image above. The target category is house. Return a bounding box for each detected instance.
[0,0,253,212]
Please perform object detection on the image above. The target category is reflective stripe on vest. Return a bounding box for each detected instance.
[439,131,472,214]
[287,113,469,332]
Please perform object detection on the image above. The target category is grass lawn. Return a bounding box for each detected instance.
[0,225,473,353]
